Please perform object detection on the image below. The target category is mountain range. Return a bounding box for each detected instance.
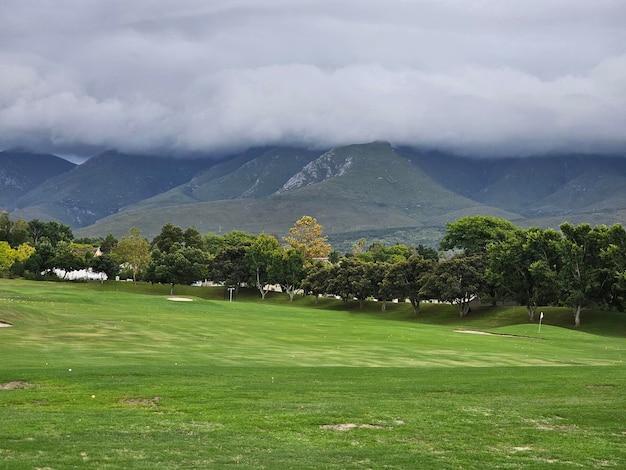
[2,142,626,252]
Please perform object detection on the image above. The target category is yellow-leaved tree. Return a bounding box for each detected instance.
[282,216,331,262]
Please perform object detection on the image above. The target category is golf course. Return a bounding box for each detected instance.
[1,279,625,468]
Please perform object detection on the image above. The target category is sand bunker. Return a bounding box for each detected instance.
[167,297,193,302]
[455,329,536,339]
[455,329,500,336]
[0,321,12,327]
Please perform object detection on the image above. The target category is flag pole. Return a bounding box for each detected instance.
[538,311,544,334]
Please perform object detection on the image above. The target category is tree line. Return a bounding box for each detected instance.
[1,212,625,326]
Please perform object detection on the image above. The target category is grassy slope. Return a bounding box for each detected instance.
[1,280,625,468]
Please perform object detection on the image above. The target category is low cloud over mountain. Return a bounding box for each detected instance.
[1,1,625,159]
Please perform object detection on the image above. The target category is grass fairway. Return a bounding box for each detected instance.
[0,280,625,468]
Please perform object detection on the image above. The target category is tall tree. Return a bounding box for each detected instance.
[24,239,56,276]
[601,224,626,310]
[246,233,280,299]
[283,216,331,262]
[488,227,561,321]
[183,227,204,250]
[382,255,434,314]
[357,243,410,263]
[268,248,306,302]
[302,261,332,304]
[558,223,620,326]
[0,212,12,243]
[99,234,118,255]
[203,230,257,255]
[28,220,73,247]
[151,223,185,252]
[441,215,519,306]
[51,241,85,279]
[325,258,375,308]
[372,262,393,312]
[425,254,485,317]
[209,245,250,291]
[440,215,519,255]
[90,254,120,280]
[113,227,150,282]
[146,244,208,295]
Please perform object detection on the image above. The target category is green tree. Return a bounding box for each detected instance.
[51,241,85,279]
[246,233,280,299]
[558,223,620,326]
[302,261,332,304]
[209,245,250,291]
[35,221,74,247]
[222,230,257,248]
[203,230,257,255]
[183,227,204,250]
[325,258,375,308]
[371,262,393,312]
[90,254,120,280]
[425,254,485,317]
[600,224,626,310]
[440,215,518,255]
[358,243,410,263]
[113,227,151,282]
[0,212,12,243]
[24,239,56,277]
[488,227,561,321]
[382,255,434,314]
[9,218,31,247]
[99,234,118,255]
[146,244,208,295]
[268,248,306,302]
[151,223,185,252]
[413,244,439,262]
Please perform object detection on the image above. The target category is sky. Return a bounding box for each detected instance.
[1,0,625,161]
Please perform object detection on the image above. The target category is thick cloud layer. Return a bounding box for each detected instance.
[1,0,625,159]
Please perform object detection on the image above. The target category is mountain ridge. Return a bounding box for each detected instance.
[3,142,625,250]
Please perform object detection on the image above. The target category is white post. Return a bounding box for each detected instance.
[538,311,544,333]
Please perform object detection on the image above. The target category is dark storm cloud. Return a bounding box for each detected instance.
[1,0,625,158]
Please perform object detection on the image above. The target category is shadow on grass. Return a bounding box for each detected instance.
[74,280,626,338]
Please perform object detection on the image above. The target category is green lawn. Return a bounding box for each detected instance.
[0,279,625,468]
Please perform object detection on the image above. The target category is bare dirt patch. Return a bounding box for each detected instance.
[0,321,12,327]
[320,423,388,431]
[119,396,161,407]
[0,381,32,390]
[167,297,193,302]
[586,384,616,390]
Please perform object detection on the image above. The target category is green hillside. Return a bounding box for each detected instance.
[77,142,511,241]
[402,148,626,217]
[130,147,319,210]
[12,151,211,226]
[0,149,75,210]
